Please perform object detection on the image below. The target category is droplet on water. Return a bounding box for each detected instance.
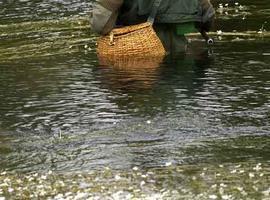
[209,194,218,199]
[217,30,223,35]
[115,175,121,181]
[249,173,255,178]
[140,181,146,187]
[132,166,139,171]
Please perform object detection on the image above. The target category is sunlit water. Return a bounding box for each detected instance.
[0,0,269,199]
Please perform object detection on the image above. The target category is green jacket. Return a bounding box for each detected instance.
[118,0,202,25]
[91,0,214,33]
[91,0,215,53]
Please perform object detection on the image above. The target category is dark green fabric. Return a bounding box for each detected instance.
[154,0,200,23]
[116,0,202,53]
[119,0,201,24]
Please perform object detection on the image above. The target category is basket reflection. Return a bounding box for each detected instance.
[97,55,165,90]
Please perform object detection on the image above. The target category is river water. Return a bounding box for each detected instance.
[0,0,269,199]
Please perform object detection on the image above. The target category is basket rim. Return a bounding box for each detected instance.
[110,22,152,37]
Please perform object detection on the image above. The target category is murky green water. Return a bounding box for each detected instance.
[0,0,269,199]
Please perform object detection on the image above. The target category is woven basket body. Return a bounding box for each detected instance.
[97,22,166,57]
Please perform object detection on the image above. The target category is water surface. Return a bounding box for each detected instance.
[0,0,269,198]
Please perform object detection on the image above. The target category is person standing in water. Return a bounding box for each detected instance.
[90,0,215,54]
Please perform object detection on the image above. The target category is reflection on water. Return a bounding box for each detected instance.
[97,55,164,90]
[96,49,212,118]
[0,17,93,61]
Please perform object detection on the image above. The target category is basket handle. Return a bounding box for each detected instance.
[147,0,163,25]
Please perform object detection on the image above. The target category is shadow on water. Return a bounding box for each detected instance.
[95,45,213,117]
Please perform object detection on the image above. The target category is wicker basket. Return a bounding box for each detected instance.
[97,22,166,57]
[98,54,164,69]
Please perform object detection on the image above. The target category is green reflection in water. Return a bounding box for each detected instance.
[0,17,94,61]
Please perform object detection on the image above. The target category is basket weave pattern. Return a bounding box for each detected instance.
[97,22,166,57]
